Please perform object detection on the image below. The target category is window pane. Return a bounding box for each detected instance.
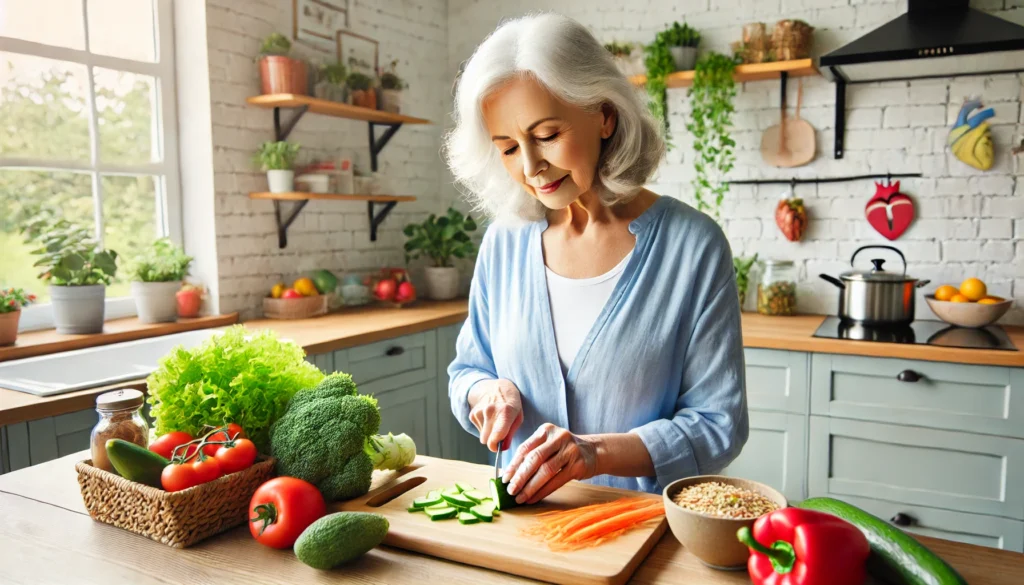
[94,68,158,165]
[102,174,158,298]
[86,0,156,62]
[0,0,86,50]
[0,54,91,162]
[0,169,95,304]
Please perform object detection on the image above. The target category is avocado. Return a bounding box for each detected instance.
[294,512,389,569]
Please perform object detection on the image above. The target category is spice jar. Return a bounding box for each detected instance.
[757,259,798,316]
[89,389,149,473]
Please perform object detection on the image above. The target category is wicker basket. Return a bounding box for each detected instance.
[262,294,329,320]
[771,20,814,61]
[75,456,276,548]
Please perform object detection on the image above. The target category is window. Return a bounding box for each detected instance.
[0,0,181,331]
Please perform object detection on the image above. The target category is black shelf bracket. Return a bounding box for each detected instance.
[274,199,309,248]
[274,106,309,141]
[833,70,846,160]
[368,201,397,242]
[779,70,788,113]
[369,122,402,172]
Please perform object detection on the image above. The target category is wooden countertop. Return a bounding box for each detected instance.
[1,452,1022,585]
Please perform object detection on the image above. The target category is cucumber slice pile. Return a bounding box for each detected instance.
[407,482,504,525]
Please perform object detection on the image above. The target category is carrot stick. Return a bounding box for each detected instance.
[557,498,659,540]
[563,504,665,544]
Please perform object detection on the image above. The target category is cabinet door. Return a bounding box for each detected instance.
[744,349,809,414]
[722,410,806,502]
[347,331,437,394]
[2,408,98,472]
[374,380,443,459]
[436,321,489,464]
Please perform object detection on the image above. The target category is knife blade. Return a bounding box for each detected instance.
[494,437,504,481]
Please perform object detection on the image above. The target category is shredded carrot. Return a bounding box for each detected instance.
[522,497,665,551]
[557,498,658,537]
[564,504,665,545]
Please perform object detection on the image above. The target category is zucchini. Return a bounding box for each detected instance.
[457,511,479,525]
[489,478,518,511]
[470,503,494,522]
[412,494,443,509]
[463,490,489,504]
[425,506,458,521]
[442,492,475,509]
[105,439,168,488]
[455,482,476,493]
[798,498,968,585]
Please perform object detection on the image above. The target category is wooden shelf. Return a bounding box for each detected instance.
[246,94,432,125]
[249,192,417,203]
[629,58,818,88]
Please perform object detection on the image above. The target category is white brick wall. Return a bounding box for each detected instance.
[205,0,450,318]
[448,0,1024,324]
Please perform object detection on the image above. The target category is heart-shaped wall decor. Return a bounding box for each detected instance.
[865,181,914,241]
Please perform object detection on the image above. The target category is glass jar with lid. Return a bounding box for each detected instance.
[757,259,798,316]
[89,388,149,472]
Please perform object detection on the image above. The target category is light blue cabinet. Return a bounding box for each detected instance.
[723,410,806,502]
[1,408,98,473]
[744,348,810,414]
[436,321,488,464]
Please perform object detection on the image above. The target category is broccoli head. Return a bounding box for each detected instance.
[270,373,382,500]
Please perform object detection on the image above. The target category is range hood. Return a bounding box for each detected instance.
[820,0,1024,83]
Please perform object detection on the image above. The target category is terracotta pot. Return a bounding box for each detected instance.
[0,310,19,346]
[351,88,377,109]
[259,56,309,95]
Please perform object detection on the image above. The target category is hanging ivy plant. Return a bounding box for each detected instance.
[685,52,738,223]
[643,36,674,145]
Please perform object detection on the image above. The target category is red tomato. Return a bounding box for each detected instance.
[191,454,222,485]
[281,288,303,299]
[161,462,200,492]
[201,423,247,456]
[176,289,201,318]
[249,477,326,549]
[396,281,416,303]
[149,431,194,460]
[374,278,397,301]
[215,438,257,474]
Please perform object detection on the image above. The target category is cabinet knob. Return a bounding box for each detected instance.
[890,513,915,527]
[385,346,405,357]
[897,369,922,383]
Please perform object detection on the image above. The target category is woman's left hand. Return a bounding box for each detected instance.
[502,423,598,505]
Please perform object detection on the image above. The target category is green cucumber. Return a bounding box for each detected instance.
[457,511,479,525]
[470,503,494,522]
[407,505,423,513]
[489,478,518,511]
[425,503,451,511]
[412,494,443,509]
[425,506,457,521]
[442,492,475,509]
[105,439,168,488]
[798,497,968,585]
[455,482,476,493]
[463,490,488,504]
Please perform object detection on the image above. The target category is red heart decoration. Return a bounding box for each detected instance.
[865,181,914,241]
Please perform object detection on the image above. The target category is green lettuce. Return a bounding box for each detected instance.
[146,325,325,452]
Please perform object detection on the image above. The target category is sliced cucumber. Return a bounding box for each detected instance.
[455,482,476,493]
[412,494,444,509]
[407,505,424,513]
[463,490,488,504]
[442,487,461,497]
[442,492,476,509]
[425,506,458,521]
[489,477,518,511]
[458,511,480,525]
[470,503,494,522]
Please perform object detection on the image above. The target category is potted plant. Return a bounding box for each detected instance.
[19,209,118,334]
[378,59,407,114]
[665,22,701,71]
[0,288,36,346]
[733,254,758,309]
[128,239,193,323]
[254,140,301,193]
[314,61,348,102]
[403,208,478,300]
[605,41,644,78]
[686,52,737,224]
[257,32,309,95]
[346,71,376,109]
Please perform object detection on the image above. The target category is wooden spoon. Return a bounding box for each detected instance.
[761,78,816,167]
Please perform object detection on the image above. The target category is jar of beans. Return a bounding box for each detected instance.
[757,259,797,316]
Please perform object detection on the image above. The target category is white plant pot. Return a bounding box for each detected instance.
[267,169,294,193]
[424,266,460,300]
[670,46,698,71]
[50,284,105,334]
[380,89,402,114]
[131,281,181,324]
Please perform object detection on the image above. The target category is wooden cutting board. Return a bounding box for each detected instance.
[337,456,668,585]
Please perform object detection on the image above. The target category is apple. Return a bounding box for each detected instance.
[396,281,416,303]
[374,278,398,301]
[281,288,303,299]
[176,288,202,317]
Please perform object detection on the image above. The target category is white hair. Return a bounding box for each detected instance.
[443,12,665,224]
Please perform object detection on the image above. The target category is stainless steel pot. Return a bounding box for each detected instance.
[819,245,930,326]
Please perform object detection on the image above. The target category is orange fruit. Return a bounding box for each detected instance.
[933,285,958,301]
[959,278,987,302]
[292,277,319,297]
[949,294,970,303]
[270,282,286,299]
[978,297,1004,305]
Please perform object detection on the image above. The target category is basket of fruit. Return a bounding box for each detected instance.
[263,271,337,319]
[925,278,1013,328]
[371,267,417,308]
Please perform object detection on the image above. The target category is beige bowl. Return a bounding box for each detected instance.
[925,295,1013,328]
[662,475,787,570]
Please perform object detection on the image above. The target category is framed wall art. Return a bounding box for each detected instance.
[293,0,348,53]
[337,29,379,76]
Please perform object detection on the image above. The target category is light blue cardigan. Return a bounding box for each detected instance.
[448,196,749,494]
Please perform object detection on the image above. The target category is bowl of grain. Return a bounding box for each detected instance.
[662,475,787,570]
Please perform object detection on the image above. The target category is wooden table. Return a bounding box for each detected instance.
[2,453,1022,585]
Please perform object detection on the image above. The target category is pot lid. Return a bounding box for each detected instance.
[841,258,915,282]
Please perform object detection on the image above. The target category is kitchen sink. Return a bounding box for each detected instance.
[0,328,223,397]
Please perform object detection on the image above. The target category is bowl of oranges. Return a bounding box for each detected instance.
[925,278,1013,328]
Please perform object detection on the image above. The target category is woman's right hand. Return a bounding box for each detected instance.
[468,379,523,452]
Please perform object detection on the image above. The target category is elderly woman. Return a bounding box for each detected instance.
[444,13,748,505]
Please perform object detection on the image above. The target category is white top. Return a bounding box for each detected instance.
[544,251,633,374]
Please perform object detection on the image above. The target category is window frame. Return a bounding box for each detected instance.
[0,0,182,331]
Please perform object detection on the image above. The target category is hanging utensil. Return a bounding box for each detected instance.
[761,78,816,168]
[760,77,790,166]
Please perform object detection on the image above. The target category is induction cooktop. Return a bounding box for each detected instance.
[813,316,1018,351]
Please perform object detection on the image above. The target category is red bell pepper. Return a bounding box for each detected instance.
[737,508,870,585]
